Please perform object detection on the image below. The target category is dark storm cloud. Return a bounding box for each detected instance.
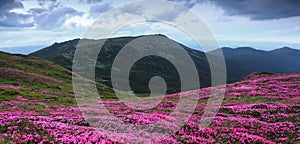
[168,0,300,20]
[211,0,300,20]
[0,0,23,10]
[0,0,33,27]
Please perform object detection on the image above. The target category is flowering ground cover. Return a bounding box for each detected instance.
[0,53,299,143]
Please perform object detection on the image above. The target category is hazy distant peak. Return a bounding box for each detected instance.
[208,46,265,57]
[235,47,257,51]
[277,46,294,51]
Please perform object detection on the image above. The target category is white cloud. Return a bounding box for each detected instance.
[63,15,94,28]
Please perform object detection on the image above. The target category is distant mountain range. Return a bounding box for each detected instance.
[208,46,300,82]
[30,34,300,94]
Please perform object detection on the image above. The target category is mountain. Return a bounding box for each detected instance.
[0,51,114,105]
[208,47,265,57]
[31,35,214,94]
[0,51,73,105]
[30,35,300,94]
[208,46,300,82]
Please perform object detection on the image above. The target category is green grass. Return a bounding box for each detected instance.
[0,52,71,82]
[0,52,115,106]
[224,95,287,103]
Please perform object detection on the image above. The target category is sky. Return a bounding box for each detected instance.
[0,0,300,54]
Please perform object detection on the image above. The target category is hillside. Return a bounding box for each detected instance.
[0,51,299,143]
[0,52,114,105]
[30,35,213,94]
[0,52,75,105]
[30,35,300,94]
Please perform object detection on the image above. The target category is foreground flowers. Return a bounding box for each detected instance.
[0,73,299,143]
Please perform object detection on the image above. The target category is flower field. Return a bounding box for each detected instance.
[0,66,299,143]
[0,52,299,143]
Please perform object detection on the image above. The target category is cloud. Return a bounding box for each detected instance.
[0,0,83,29]
[167,0,198,8]
[268,26,300,36]
[154,5,186,21]
[119,3,145,15]
[167,0,300,20]
[0,0,33,27]
[37,0,59,9]
[0,13,33,27]
[89,3,111,16]
[34,7,83,30]
[79,0,102,4]
[0,0,23,10]
[210,0,300,20]
[29,8,45,14]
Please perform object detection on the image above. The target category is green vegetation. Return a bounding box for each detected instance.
[0,52,115,106]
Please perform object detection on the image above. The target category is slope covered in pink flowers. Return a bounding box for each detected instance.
[0,52,299,143]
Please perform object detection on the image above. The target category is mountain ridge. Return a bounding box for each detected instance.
[29,34,300,94]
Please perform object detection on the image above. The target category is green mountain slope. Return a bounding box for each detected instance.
[31,35,214,94]
[0,52,114,105]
